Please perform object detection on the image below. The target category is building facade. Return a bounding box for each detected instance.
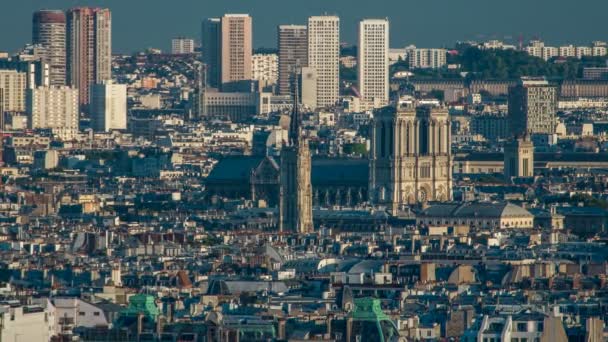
[358,19,389,110]
[370,100,452,214]
[220,14,253,86]
[171,37,195,55]
[278,25,308,96]
[252,53,278,88]
[307,16,340,108]
[508,77,557,136]
[66,7,112,106]
[90,80,127,132]
[32,9,66,86]
[0,70,27,112]
[27,86,79,137]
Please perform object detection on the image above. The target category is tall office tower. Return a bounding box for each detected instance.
[90,80,126,132]
[307,16,340,108]
[358,19,389,110]
[504,134,534,180]
[370,100,452,214]
[278,25,308,96]
[27,86,78,133]
[279,75,313,234]
[32,10,66,86]
[171,37,195,55]
[0,70,27,112]
[201,18,221,88]
[220,14,253,86]
[66,7,112,106]
[508,77,557,136]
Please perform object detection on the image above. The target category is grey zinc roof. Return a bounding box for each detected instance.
[420,202,533,219]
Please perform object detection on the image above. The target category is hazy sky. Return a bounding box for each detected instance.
[2,0,606,54]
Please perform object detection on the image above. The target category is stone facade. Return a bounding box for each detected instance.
[279,75,313,233]
[370,100,452,214]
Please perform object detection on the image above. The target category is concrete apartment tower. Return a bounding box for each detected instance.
[278,25,308,96]
[90,80,127,132]
[27,86,79,135]
[201,18,221,88]
[66,7,112,106]
[504,134,534,180]
[508,77,557,135]
[32,10,66,86]
[370,100,453,214]
[220,14,252,85]
[358,19,389,110]
[307,16,340,108]
[279,74,313,234]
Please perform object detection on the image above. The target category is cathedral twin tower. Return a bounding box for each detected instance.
[280,91,453,233]
[369,99,453,215]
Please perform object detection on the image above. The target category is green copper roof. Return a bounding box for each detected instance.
[121,294,161,321]
[350,297,391,321]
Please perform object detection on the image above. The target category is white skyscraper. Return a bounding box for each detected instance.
[0,70,27,112]
[307,16,340,108]
[90,80,127,132]
[27,86,79,139]
[358,19,389,110]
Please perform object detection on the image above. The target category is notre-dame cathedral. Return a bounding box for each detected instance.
[369,99,453,214]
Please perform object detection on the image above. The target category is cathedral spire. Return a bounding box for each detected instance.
[288,71,300,147]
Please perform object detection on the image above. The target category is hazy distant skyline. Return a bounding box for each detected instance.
[2,0,607,54]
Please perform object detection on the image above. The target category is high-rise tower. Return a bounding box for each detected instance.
[66,7,112,106]
[220,14,252,86]
[33,10,66,86]
[358,19,389,110]
[279,73,313,234]
[307,16,340,108]
[278,25,308,96]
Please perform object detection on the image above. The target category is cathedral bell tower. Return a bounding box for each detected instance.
[279,72,313,233]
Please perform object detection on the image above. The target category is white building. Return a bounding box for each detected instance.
[308,15,340,108]
[407,47,447,69]
[90,80,127,132]
[27,86,79,139]
[358,19,389,110]
[171,37,195,55]
[53,297,111,335]
[252,53,278,88]
[0,70,27,112]
[0,300,56,342]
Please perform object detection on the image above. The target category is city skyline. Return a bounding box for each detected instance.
[1,0,607,53]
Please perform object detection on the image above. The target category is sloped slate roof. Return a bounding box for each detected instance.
[420,202,533,219]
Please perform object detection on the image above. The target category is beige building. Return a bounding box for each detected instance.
[358,19,389,110]
[27,86,79,138]
[370,99,452,214]
[308,16,340,108]
[0,70,27,112]
[252,53,278,88]
[220,14,252,85]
